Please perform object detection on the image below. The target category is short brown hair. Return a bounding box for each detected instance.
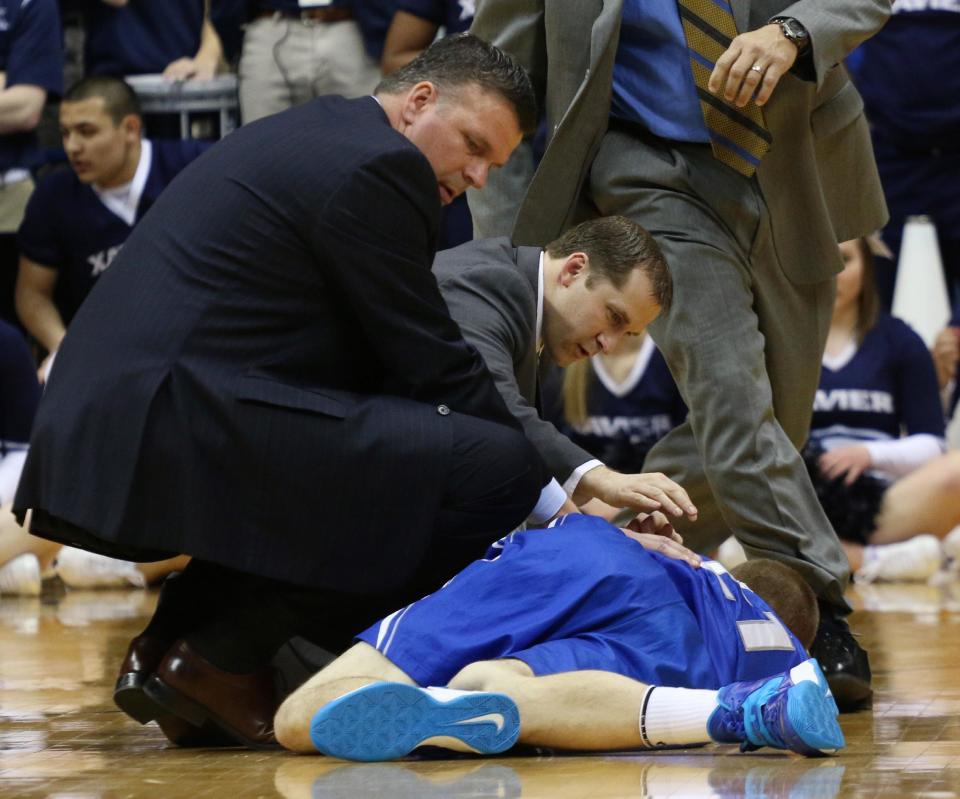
[376,33,537,135]
[64,76,142,125]
[546,216,672,312]
[730,559,819,650]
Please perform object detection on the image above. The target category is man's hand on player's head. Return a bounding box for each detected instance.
[574,465,698,520]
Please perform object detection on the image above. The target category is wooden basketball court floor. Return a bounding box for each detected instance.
[2,579,960,798]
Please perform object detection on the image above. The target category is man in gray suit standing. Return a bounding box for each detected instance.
[470,0,891,709]
[435,215,689,522]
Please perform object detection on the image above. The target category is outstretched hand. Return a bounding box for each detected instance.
[709,23,799,108]
[575,465,698,520]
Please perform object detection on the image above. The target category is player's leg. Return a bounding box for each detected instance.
[274,642,415,753]
[449,659,651,750]
[449,657,844,756]
[303,655,844,760]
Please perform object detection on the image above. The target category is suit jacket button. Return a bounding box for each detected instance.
[437,404,451,416]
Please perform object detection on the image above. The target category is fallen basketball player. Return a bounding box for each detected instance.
[274,514,843,759]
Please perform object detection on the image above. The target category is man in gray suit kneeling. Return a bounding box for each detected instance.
[435,216,692,525]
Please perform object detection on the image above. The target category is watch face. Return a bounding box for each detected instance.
[782,19,808,41]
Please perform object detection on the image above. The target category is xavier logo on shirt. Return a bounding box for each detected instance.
[87,245,122,278]
[814,388,894,414]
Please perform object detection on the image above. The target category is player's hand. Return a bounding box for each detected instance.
[818,445,872,486]
[163,56,217,82]
[620,528,702,568]
[709,23,799,109]
[932,326,960,389]
[626,511,683,544]
[575,465,698,520]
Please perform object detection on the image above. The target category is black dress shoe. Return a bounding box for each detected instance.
[810,613,872,712]
[114,634,234,747]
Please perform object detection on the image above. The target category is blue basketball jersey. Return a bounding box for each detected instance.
[850,2,960,150]
[17,139,209,323]
[83,0,204,76]
[811,314,945,450]
[359,514,807,690]
[562,337,686,471]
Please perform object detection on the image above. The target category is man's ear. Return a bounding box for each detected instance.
[121,114,142,140]
[558,252,589,287]
[399,81,438,126]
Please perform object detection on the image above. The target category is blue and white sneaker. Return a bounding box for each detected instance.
[707,659,844,756]
[309,682,521,762]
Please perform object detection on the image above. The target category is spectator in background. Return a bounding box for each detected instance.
[381,0,473,73]
[804,238,946,583]
[556,332,686,475]
[352,0,402,66]
[16,76,209,382]
[238,1,380,124]
[0,0,63,328]
[848,1,960,310]
[81,0,223,81]
[382,0,474,249]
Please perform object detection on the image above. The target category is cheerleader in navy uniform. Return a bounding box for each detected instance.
[806,238,948,582]
[556,332,686,474]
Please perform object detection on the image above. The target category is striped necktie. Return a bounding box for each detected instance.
[677,0,772,177]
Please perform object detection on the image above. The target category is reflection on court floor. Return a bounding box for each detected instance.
[1,583,959,798]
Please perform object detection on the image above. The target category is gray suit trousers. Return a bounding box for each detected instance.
[589,123,850,612]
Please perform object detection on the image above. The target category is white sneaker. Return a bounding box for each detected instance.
[855,535,943,584]
[54,547,146,589]
[0,553,42,596]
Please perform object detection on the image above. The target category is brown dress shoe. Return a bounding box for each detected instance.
[114,635,234,748]
[144,639,280,749]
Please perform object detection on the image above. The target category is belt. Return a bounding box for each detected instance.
[0,168,30,187]
[258,6,354,23]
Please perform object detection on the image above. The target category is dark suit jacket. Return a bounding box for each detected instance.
[15,96,524,590]
[434,238,593,483]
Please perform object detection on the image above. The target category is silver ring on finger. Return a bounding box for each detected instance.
[750,63,765,74]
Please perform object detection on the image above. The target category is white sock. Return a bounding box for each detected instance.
[639,686,718,748]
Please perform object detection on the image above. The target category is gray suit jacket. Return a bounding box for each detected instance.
[472,0,890,283]
[434,238,593,482]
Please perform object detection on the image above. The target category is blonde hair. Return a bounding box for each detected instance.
[562,360,592,428]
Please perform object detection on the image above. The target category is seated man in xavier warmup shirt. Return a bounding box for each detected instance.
[16,76,208,381]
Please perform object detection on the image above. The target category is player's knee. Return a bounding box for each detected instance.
[448,659,530,693]
[274,694,314,753]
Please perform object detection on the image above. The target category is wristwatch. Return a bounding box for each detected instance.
[770,17,810,55]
